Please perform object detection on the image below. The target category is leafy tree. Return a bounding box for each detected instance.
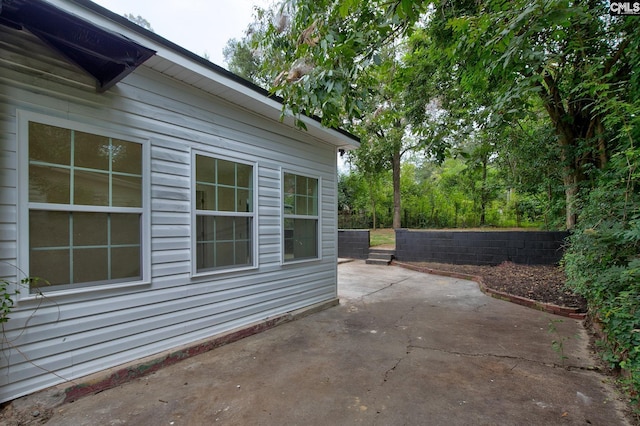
[349,46,425,228]
[338,171,372,228]
[256,0,638,230]
[455,131,501,226]
[223,38,268,86]
[434,159,470,227]
[346,139,390,229]
[230,0,422,228]
[415,1,638,229]
[339,163,398,229]
[564,141,640,404]
[222,8,274,87]
[255,0,418,128]
[495,111,565,229]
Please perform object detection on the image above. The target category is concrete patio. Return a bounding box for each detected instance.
[15,260,631,425]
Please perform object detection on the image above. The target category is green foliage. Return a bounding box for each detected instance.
[340,157,554,230]
[0,279,17,324]
[338,168,394,229]
[223,38,268,87]
[254,0,380,127]
[564,143,640,403]
[405,0,638,228]
[494,111,566,229]
[0,276,40,324]
[547,319,570,367]
[237,1,426,229]
[222,7,275,88]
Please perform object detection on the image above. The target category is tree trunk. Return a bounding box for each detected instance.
[596,117,607,169]
[545,183,552,230]
[539,81,580,230]
[556,130,579,230]
[392,149,402,229]
[480,155,488,226]
[367,177,377,230]
[563,172,578,230]
[454,203,459,228]
[371,197,377,230]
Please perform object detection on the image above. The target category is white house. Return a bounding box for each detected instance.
[0,0,358,402]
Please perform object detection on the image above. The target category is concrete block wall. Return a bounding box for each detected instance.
[395,229,569,265]
[338,230,370,259]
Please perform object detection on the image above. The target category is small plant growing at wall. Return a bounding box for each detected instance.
[548,318,572,367]
[1,274,48,324]
[0,278,19,324]
[1,273,69,391]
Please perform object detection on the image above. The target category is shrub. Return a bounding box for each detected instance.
[564,145,640,405]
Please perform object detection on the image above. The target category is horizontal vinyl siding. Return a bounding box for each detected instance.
[0,25,338,402]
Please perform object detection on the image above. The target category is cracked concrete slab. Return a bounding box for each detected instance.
[42,260,630,425]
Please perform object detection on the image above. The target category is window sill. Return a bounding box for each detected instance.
[19,278,151,301]
[282,257,321,266]
[191,264,258,279]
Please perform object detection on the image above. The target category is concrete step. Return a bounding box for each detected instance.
[365,258,392,266]
[368,248,396,255]
[368,252,393,260]
[365,248,395,265]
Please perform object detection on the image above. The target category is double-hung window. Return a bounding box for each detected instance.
[194,153,255,274]
[23,115,147,293]
[283,172,319,262]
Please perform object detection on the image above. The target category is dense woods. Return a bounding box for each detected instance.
[224,0,640,408]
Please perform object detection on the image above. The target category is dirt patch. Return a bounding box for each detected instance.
[404,261,588,313]
[0,401,54,425]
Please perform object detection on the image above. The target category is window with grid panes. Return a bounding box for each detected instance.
[194,154,254,273]
[283,172,319,262]
[27,121,144,292]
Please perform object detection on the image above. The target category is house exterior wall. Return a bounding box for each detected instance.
[0,24,339,402]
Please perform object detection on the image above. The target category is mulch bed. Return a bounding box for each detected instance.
[400,261,588,314]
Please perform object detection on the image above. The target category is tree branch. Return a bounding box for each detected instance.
[400,144,421,156]
[603,38,630,76]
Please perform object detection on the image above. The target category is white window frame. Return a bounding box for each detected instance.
[191,149,258,277]
[17,110,151,298]
[281,169,322,265]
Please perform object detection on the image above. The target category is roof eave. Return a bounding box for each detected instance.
[0,0,156,92]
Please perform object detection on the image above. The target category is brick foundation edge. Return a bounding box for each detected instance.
[392,261,586,320]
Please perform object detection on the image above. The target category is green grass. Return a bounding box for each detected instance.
[369,228,396,247]
[368,226,548,247]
